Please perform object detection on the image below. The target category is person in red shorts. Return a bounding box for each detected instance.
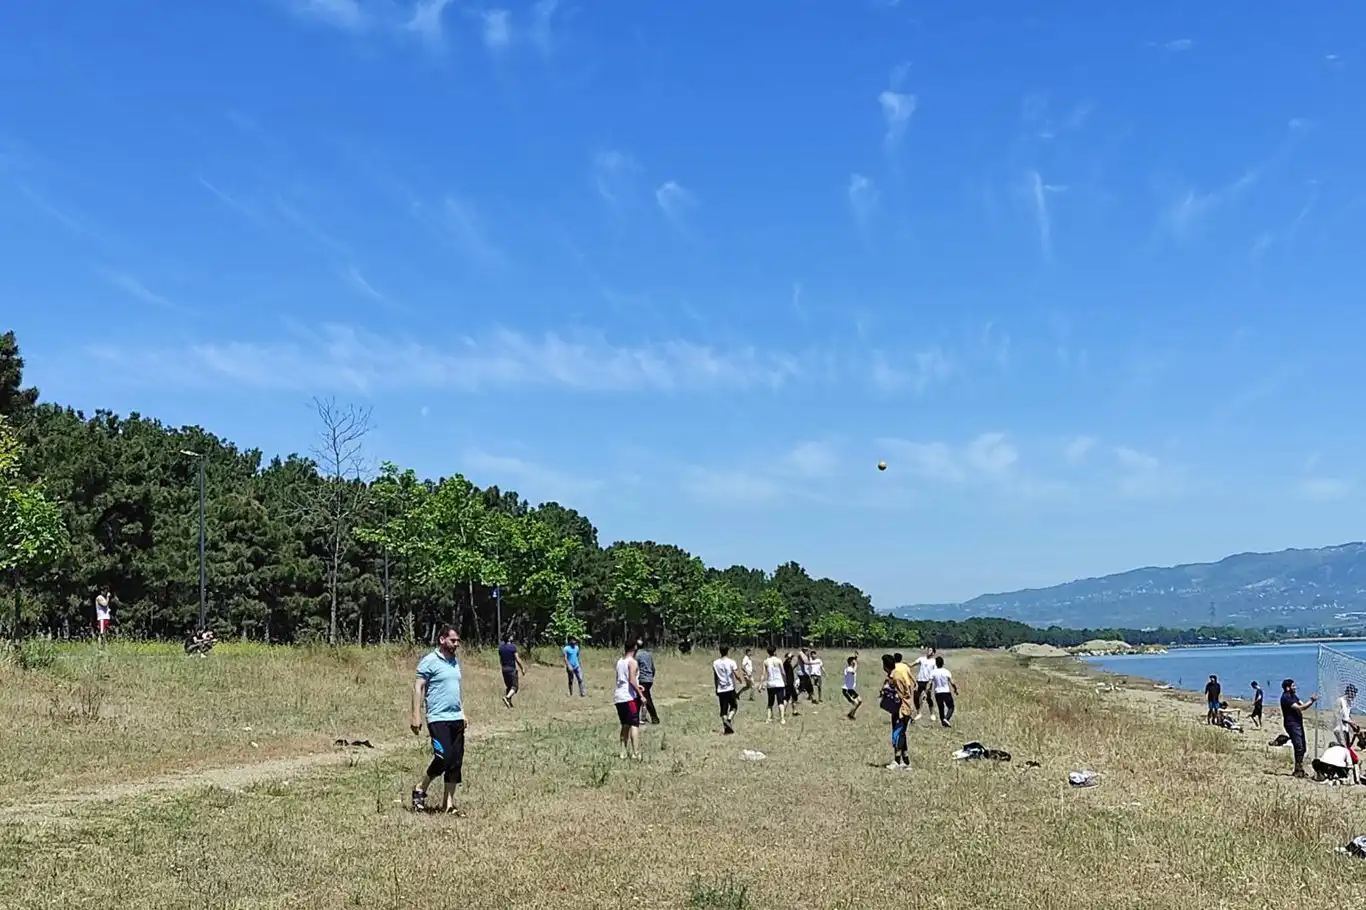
[613,640,643,760]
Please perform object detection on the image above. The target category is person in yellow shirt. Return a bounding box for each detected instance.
[881,653,916,770]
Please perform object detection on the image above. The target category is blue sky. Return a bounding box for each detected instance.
[2,1,1364,610]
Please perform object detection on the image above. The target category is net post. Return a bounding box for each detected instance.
[1314,644,1321,759]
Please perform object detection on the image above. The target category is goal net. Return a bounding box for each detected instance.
[1316,646,1366,756]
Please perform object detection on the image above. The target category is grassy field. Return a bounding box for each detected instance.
[4,643,1366,908]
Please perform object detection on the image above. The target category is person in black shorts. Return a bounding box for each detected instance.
[498,633,526,708]
[1250,681,1264,728]
[842,655,863,719]
[783,651,801,716]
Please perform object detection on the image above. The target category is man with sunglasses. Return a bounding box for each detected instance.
[411,625,468,815]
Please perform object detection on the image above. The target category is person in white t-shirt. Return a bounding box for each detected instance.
[762,646,788,725]
[1335,685,1359,747]
[808,650,825,703]
[739,648,755,700]
[929,655,959,728]
[713,646,740,734]
[841,655,863,719]
[914,647,937,717]
[94,589,113,643]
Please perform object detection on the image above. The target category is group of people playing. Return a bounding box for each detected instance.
[408,630,967,814]
[1203,673,1366,782]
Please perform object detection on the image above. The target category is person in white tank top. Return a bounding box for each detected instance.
[613,642,643,760]
[762,646,788,725]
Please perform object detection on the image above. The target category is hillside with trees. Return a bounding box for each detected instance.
[0,330,1271,650]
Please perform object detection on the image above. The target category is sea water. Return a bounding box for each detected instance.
[1084,641,1366,697]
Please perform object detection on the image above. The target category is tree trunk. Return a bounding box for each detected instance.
[328,535,340,646]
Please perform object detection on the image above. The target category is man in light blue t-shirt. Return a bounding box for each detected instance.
[563,636,585,697]
[410,625,467,815]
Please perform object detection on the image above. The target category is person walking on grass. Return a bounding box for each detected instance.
[636,639,660,725]
[842,655,863,720]
[782,651,801,717]
[498,633,526,709]
[95,588,113,643]
[563,636,585,698]
[713,646,741,735]
[882,653,916,770]
[1204,675,1222,725]
[1280,678,1319,778]
[613,641,644,760]
[410,625,467,815]
[1250,681,1264,729]
[913,647,936,718]
[808,650,825,703]
[740,648,755,700]
[930,655,959,727]
[764,646,789,725]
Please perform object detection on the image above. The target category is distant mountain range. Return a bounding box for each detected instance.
[893,543,1366,630]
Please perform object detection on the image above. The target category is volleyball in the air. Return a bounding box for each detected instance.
[877,461,887,471]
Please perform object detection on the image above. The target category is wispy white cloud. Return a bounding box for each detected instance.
[848,173,878,227]
[1025,169,1065,260]
[481,9,512,50]
[878,65,917,152]
[294,0,367,31]
[593,149,638,207]
[1164,38,1194,52]
[1111,445,1185,499]
[87,324,810,394]
[442,196,504,266]
[880,433,1019,485]
[406,0,454,44]
[655,180,697,227]
[681,439,844,506]
[1300,476,1354,502]
[1164,120,1309,241]
[530,0,558,55]
[870,348,953,394]
[1064,435,1097,463]
[340,265,398,310]
[100,271,188,314]
[462,450,603,503]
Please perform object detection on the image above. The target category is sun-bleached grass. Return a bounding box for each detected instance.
[3,648,1365,908]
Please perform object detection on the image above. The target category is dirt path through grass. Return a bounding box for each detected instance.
[0,693,697,827]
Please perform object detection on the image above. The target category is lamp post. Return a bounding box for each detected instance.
[180,450,207,631]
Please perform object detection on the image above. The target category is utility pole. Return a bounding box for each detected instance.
[382,505,391,644]
[181,450,208,631]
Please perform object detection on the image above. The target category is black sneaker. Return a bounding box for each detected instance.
[722,718,734,735]
[411,789,427,812]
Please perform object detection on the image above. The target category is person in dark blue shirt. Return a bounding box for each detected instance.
[498,633,526,709]
[1280,678,1319,778]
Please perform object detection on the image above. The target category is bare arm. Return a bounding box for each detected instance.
[629,659,641,697]
[516,653,527,675]
[411,679,427,733]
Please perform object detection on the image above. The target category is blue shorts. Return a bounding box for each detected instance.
[1208,700,1220,712]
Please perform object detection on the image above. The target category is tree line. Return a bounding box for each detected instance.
[0,331,1272,650]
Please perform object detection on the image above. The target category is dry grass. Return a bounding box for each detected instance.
[4,646,1366,908]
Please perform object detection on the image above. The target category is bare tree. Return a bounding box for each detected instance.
[303,397,374,645]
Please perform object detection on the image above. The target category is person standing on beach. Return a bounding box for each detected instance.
[1250,681,1264,729]
[634,639,660,724]
[410,625,467,815]
[498,633,526,709]
[563,636,585,698]
[1280,678,1319,778]
[1335,684,1359,747]
[613,641,643,760]
[1204,675,1222,725]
